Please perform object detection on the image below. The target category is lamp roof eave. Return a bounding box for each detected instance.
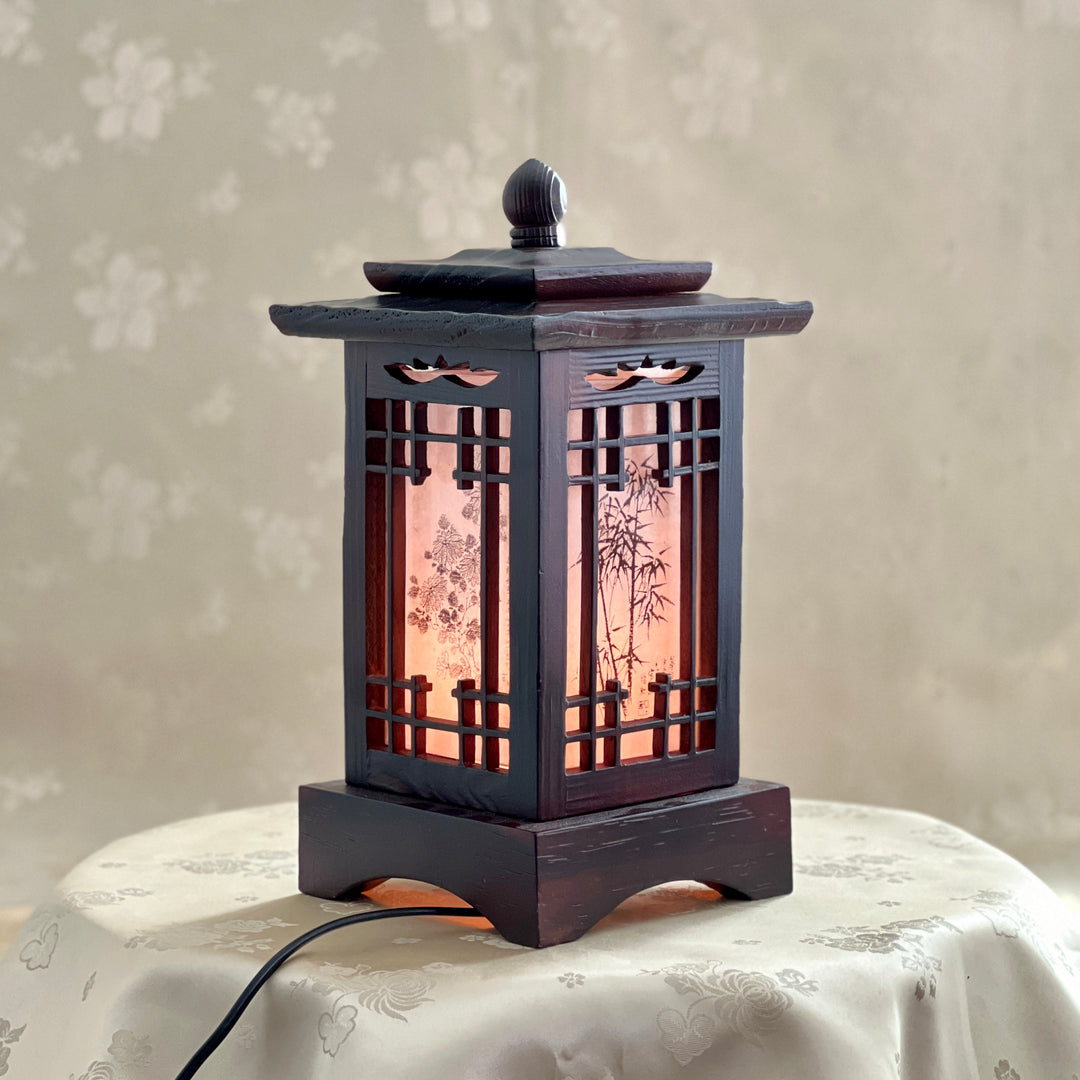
[268,293,813,352]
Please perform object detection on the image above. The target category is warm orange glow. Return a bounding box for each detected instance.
[365,399,512,771]
[566,404,681,722]
[389,359,501,388]
[364,880,494,930]
[564,398,721,772]
[416,726,459,763]
[564,705,588,735]
[565,742,589,772]
[667,723,690,756]
[619,727,658,763]
[403,437,483,724]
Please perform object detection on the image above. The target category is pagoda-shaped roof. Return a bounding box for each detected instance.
[270,158,812,352]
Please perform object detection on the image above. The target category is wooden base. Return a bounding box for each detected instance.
[298,778,792,948]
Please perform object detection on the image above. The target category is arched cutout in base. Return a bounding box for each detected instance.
[700,880,755,901]
[299,778,792,948]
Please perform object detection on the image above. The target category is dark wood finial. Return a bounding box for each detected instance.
[502,159,566,249]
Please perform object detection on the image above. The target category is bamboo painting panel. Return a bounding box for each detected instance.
[565,404,682,727]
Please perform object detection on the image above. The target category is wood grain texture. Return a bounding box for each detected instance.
[299,778,792,948]
[364,247,712,301]
[269,293,813,351]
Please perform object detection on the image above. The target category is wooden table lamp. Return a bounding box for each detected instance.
[270,159,812,947]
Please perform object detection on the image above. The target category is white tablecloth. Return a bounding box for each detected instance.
[1,800,1078,1079]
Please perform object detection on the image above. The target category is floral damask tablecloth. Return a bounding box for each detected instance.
[1,799,1078,1080]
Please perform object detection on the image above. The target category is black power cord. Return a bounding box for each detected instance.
[172,905,484,1080]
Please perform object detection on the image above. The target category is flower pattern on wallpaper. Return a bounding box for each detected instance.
[18,129,80,171]
[319,20,381,68]
[0,0,40,64]
[79,23,211,146]
[1022,0,1080,27]
[306,452,344,491]
[0,770,63,813]
[497,61,535,110]
[188,381,235,427]
[411,137,502,244]
[0,204,32,275]
[313,230,371,280]
[425,0,492,43]
[197,169,241,216]
[667,23,779,140]
[10,344,73,386]
[72,237,173,352]
[9,559,64,594]
[0,418,28,487]
[68,448,163,562]
[186,587,231,638]
[241,507,323,590]
[549,0,624,56]
[0,621,16,666]
[253,85,335,168]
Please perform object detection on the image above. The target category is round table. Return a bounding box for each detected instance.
[1,800,1078,1079]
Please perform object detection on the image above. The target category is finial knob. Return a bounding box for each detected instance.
[502,159,566,249]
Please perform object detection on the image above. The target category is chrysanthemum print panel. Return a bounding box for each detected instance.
[565,400,719,773]
[364,400,510,773]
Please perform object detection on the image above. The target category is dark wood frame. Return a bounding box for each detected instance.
[539,341,744,817]
[345,341,541,818]
[343,339,743,822]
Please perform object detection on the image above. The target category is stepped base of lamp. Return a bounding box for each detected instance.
[298,777,792,948]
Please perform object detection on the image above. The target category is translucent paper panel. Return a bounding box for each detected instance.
[364,400,511,771]
[565,405,681,720]
[565,398,720,773]
[403,437,483,726]
[601,419,680,720]
[565,483,586,722]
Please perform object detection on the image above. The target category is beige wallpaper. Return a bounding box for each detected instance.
[2,0,1078,906]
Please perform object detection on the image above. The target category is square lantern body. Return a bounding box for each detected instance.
[272,159,811,946]
[346,338,744,821]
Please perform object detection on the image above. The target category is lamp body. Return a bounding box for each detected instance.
[271,161,811,945]
[346,339,743,821]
